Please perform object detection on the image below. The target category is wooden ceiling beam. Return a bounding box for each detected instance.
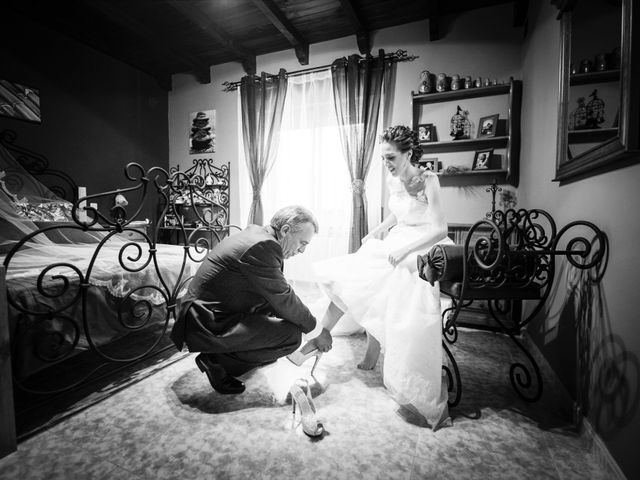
[428,0,441,42]
[88,0,211,86]
[513,0,529,27]
[337,0,370,54]
[167,0,256,75]
[250,0,309,65]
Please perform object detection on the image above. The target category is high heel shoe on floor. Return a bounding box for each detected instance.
[290,379,324,437]
[286,349,323,376]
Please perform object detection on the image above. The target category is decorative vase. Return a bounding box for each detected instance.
[418,70,433,93]
[580,58,592,73]
[436,73,448,92]
[450,74,460,90]
[595,53,607,71]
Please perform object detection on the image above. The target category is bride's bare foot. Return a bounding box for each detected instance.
[357,333,380,370]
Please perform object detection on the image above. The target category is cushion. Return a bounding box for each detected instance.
[422,244,544,298]
[12,201,73,222]
[418,244,465,286]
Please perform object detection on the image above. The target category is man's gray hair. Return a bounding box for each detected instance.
[270,205,319,233]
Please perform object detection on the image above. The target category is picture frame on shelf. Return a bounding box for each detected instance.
[477,114,499,138]
[419,155,441,172]
[417,123,437,143]
[164,213,178,227]
[472,149,493,170]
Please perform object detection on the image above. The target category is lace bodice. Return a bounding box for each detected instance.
[387,170,434,227]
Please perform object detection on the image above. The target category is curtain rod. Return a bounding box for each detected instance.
[221,49,418,92]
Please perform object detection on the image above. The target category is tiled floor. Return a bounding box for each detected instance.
[0,327,608,480]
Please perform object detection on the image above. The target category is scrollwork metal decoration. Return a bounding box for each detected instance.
[0,129,78,202]
[3,159,237,398]
[433,206,606,404]
[442,342,462,407]
[485,179,501,220]
[165,159,238,260]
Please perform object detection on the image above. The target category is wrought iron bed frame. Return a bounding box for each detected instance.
[1,134,237,448]
[0,129,78,202]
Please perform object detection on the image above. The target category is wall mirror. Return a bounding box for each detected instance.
[555,0,639,184]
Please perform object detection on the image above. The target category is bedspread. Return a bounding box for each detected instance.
[4,240,201,378]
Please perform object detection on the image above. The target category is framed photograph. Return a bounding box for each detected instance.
[419,155,441,172]
[164,213,178,227]
[0,79,41,123]
[189,110,216,154]
[477,114,499,138]
[472,149,493,170]
[417,123,436,143]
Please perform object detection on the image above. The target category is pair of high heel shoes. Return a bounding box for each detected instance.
[287,349,323,437]
[289,378,324,437]
[286,348,322,376]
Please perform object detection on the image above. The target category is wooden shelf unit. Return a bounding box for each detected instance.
[568,127,618,144]
[412,79,522,187]
[569,69,620,86]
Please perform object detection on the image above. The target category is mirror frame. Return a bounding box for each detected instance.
[555,0,639,184]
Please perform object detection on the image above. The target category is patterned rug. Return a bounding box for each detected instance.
[14,337,188,440]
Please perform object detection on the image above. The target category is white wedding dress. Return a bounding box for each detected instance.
[313,171,453,428]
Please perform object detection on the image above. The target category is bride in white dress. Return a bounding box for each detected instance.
[300,125,453,428]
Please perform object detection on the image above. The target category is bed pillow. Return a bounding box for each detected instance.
[12,201,73,222]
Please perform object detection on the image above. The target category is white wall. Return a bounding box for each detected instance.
[168,3,523,227]
[521,3,640,477]
[169,61,245,226]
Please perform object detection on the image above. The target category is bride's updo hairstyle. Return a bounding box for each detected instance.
[380,125,423,166]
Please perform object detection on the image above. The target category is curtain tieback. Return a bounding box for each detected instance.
[351,179,365,195]
[252,186,261,199]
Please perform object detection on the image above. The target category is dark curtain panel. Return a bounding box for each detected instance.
[331,50,390,253]
[240,69,288,225]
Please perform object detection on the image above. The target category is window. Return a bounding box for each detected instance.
[239,69,383,282]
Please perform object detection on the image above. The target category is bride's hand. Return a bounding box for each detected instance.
[361,231,378,244]
[388,247,410,267]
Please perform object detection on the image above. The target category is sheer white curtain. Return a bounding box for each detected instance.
[239,69,383,283]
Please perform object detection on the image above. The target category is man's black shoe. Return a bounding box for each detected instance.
[195,354,246,394]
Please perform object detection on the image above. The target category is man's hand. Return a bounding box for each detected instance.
[311,328,333,353]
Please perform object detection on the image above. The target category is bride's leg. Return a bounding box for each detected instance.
[300,301,344,354]
[357,331,380,370]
